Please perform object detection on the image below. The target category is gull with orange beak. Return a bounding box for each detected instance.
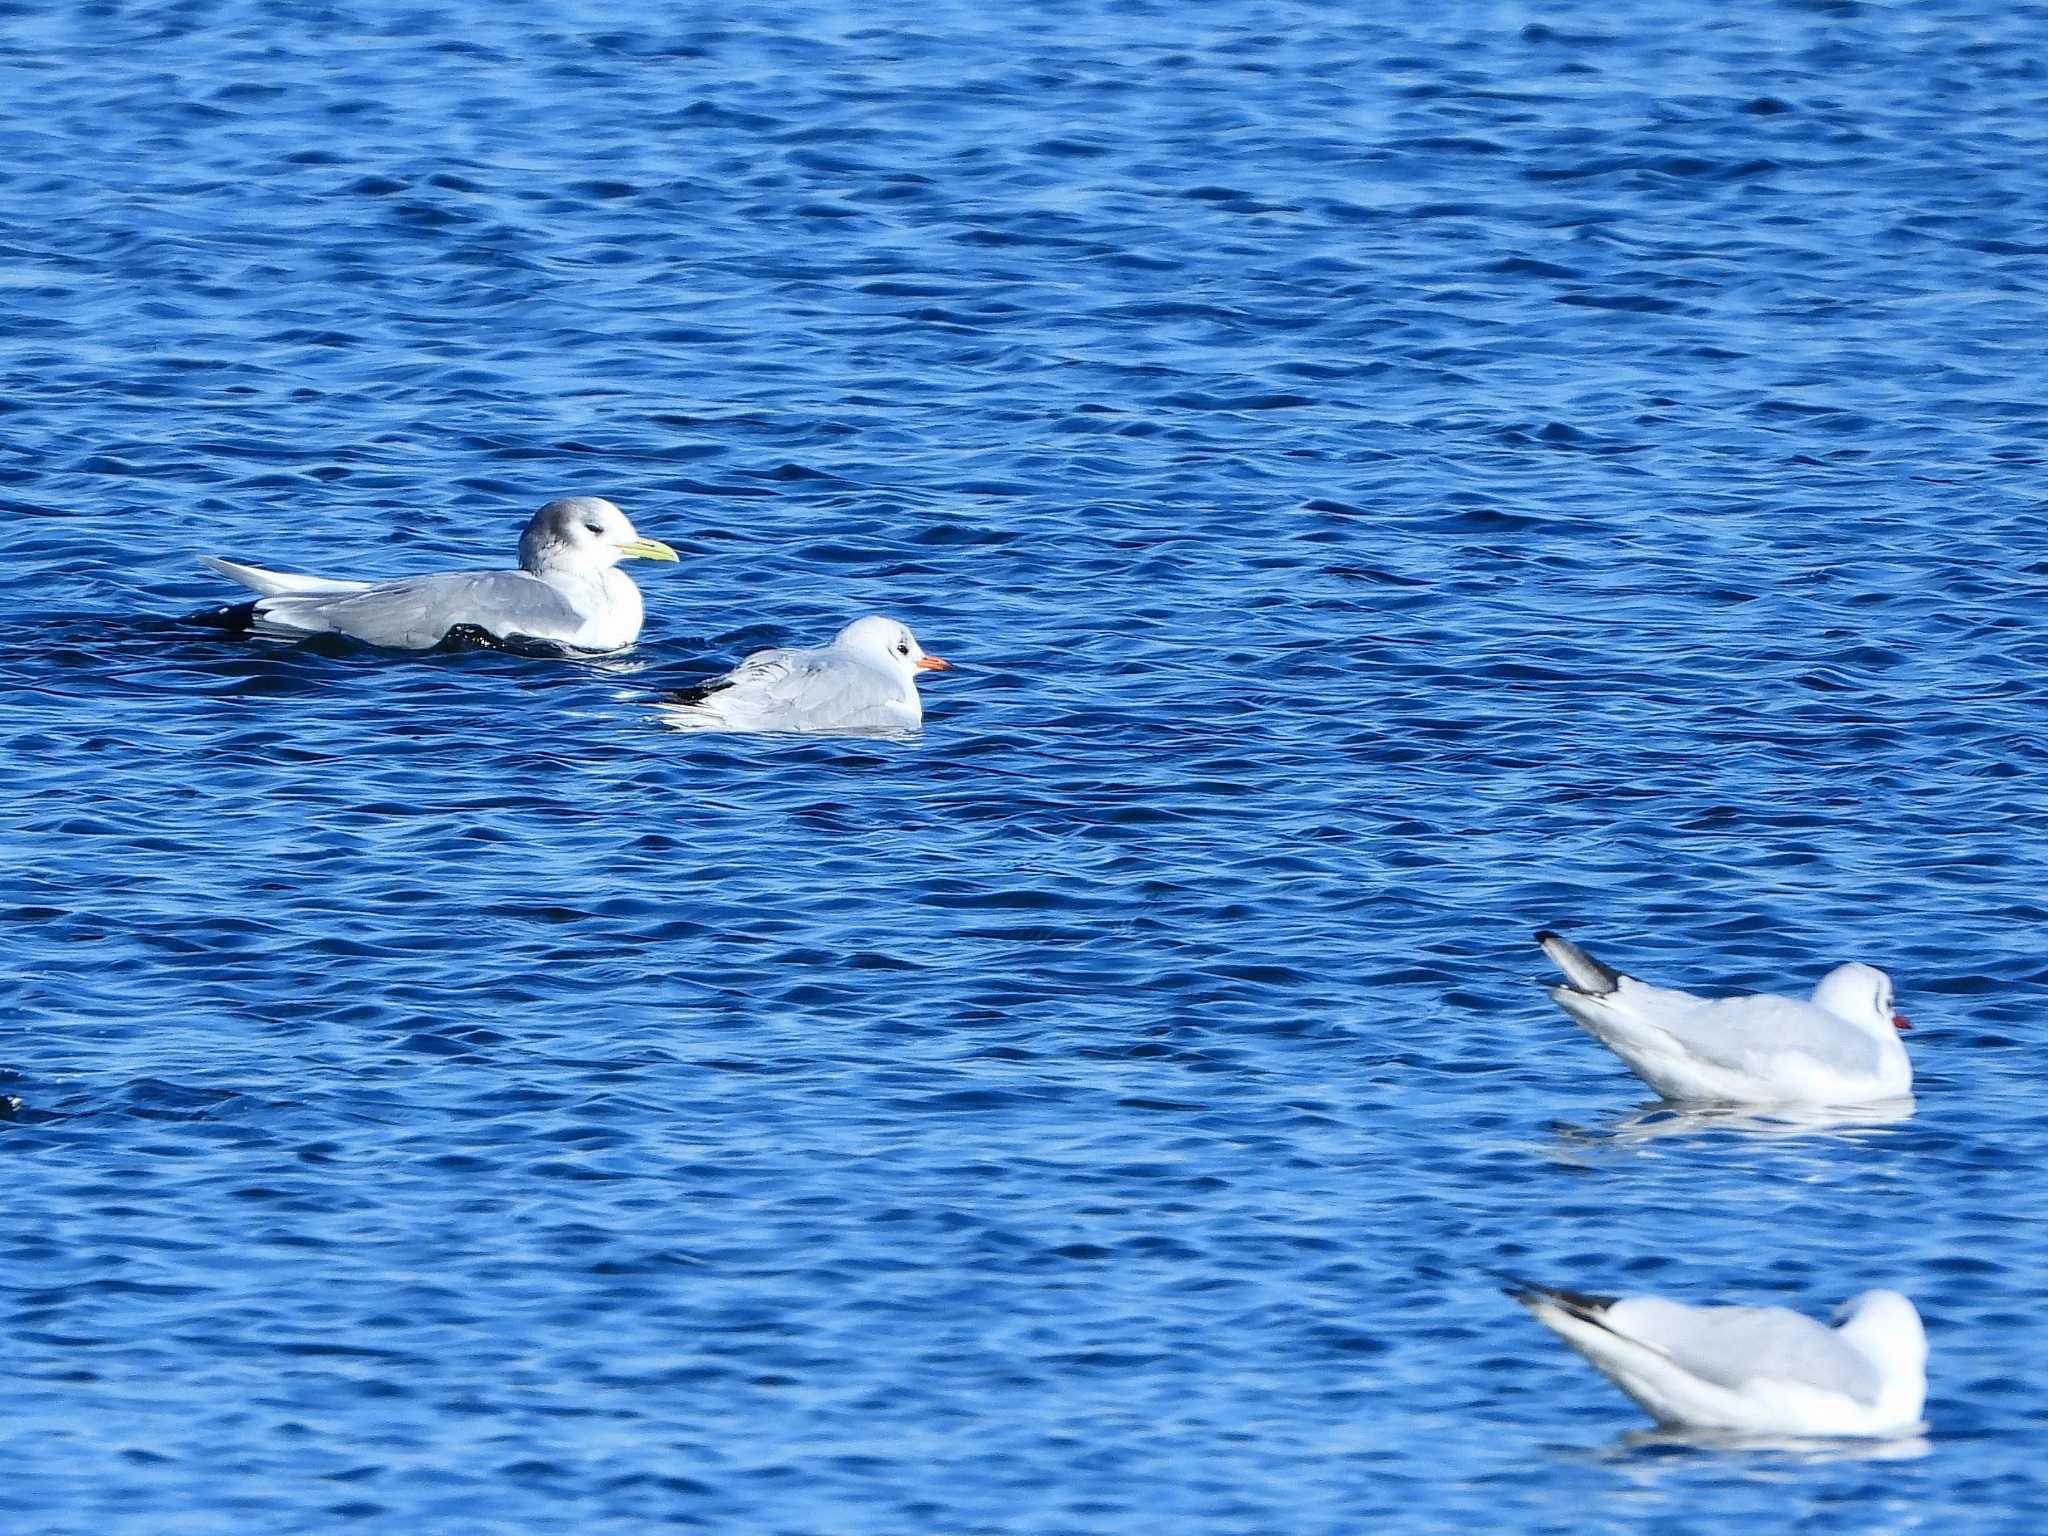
[658,615,950,735]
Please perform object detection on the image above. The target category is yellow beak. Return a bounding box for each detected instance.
[618,537,680,563]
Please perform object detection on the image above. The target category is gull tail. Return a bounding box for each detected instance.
[201,556,369,599]
[1536,930,1622,996]
[1503,1278,1619,1324]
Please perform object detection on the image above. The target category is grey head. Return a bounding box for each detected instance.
[830,615,951,680]
[517,497,678,576]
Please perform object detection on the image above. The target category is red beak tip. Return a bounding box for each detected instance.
[1893,1013,1912,1032]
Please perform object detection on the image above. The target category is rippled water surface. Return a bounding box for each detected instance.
[6,1,2048,1530]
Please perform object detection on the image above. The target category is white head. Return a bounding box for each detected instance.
[831,615,950,685]
[1835,1289,1928,1414]
[1811,962,1910,1036]
[518,496,679,575]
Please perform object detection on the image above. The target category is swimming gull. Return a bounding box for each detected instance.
[1535,930,1912,1106]
[1509,1280,1927,1437]
[659,615,949,734]
[201,496,679,652]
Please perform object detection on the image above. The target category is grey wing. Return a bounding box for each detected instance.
[1619,985,1886,1078]
[1611,1298,1882,1404]
[253,571,585,649]
[722,650,879,717]
[718,646,807,691]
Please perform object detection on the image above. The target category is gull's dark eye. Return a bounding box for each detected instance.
[897,643,909,655]
[584,522,603,534]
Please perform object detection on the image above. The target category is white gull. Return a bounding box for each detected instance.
[201,496,678,653]
[1536,930,1912,1106]
[1511,1280,1926,1438]
[659,616,950,735]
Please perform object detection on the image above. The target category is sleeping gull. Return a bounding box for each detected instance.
[1509,1281,1927,1437]
[201,496,679,652]
[658,615,949,734]
[1536,930,1912,1106]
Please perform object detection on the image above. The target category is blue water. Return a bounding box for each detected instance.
[5,1,2048,1529]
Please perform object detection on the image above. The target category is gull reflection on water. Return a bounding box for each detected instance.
[1607,1423,1933,1466]
[1551,1097,1917,1156]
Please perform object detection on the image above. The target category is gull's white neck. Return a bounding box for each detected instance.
[538,564,643,650]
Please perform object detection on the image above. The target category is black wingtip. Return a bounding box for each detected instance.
[1500,1276,1618,1318]
[1533,929,1624,996]
[656,680,730,708]
[183,601,259,636]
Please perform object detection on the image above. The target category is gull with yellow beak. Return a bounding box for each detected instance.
[200,495,680,653]
[659,616,950,734]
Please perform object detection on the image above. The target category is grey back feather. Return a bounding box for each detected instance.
[254,571,587,650]
[1609,1297,1884,1405]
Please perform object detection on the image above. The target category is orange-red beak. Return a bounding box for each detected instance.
[1892,1012,1911,1032]
[916,655,950,671]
